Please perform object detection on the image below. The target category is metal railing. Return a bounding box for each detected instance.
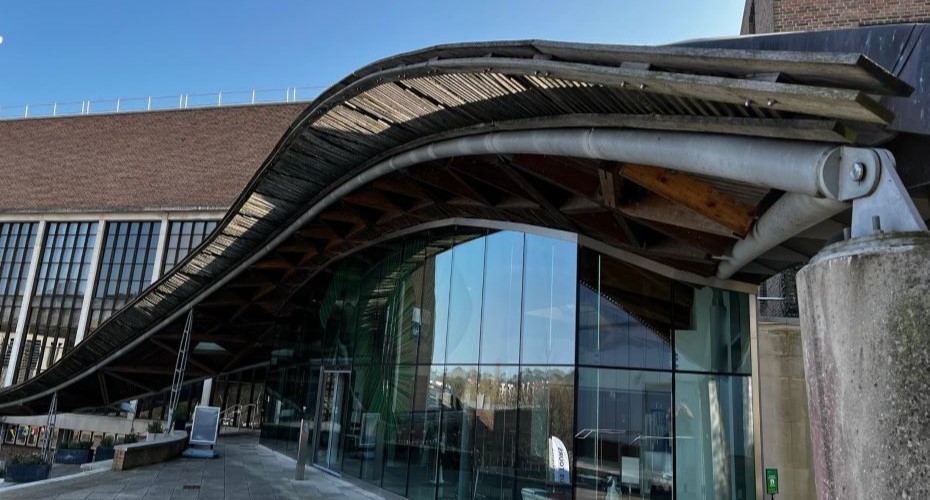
[0,85,326,120]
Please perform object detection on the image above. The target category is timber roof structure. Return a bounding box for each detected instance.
[0,39,915,414]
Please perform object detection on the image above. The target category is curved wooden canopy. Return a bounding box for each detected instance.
[0,40,909,414]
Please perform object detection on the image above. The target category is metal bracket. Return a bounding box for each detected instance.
[850,149,927,237]
[818,146,882,201]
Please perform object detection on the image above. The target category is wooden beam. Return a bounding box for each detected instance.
[635,218,735,256]
[149,338,218,376]
[567,211,635,246]
[616,163,756,237]
[597,168,620,209]
[510,154,600,199]
[618,194,734,236]
[101,370,156,393]
[98,373,110,407]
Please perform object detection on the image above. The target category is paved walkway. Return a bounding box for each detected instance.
[0,434,392,499]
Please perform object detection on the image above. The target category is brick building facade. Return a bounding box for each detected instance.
[742,0,930,34]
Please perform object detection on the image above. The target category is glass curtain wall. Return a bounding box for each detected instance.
[162,220,218,273]
[88,221,161,330]
[14,221,97,383]
[0,223,38,382]
[261,227,755,500]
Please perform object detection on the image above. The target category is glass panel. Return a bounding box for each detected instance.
[521,236,576,365]
[408,364,444,500]
[575,368,673,499]
[88,221,161,331]
[675,373,755,500]
[475,365,519,499]
[383,364,417,495]
[0,223,37,383]
[315,371,348,472]
[674,286,751,374]
[578,249,673,370]
[418,246,453,365]
[341,364,382,480]
[15,221,97,383]
[445,238,485,364]
[437,366,478,499]
[516,366,575,497]
[480,232,523,365]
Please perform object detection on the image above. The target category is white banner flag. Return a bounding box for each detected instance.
[548,436,571,485]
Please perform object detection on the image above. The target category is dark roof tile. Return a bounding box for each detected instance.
[0,103,306,213]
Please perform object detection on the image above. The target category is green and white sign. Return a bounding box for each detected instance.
[766,468,779,494]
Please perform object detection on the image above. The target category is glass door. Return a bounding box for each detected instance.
[314,370,349,474]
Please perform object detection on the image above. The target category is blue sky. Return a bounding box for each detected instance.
[0,0,744,107]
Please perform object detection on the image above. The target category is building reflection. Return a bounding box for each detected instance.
[260,226,756,500]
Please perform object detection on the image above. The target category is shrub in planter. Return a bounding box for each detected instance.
[94,436,116,462]
[55,440,93,464]
[146,421,164,442]
[6,453,51,483]
[122,433,138,444]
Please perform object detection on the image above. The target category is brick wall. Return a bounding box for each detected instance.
[743,0,930,34]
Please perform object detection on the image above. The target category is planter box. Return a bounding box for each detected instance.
[94,447,115,462]
[55,448,92,464]
[5,463,51,483]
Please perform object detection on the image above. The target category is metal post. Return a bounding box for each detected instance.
[165,309,193,436]
[52,103,57,116]
[23,104,28,118]
[217,91,222,106]
[41,392,58,463]
[251,89,256,104]
[179,95,183,109]
[295,406,309,480]
[147,96,152,111]
[116,98,120,113]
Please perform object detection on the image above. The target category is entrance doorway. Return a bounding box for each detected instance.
[313,369,349,474]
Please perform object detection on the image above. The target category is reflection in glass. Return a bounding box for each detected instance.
[516,366,575,497]
[475,366,519,499]
[15,221,97,383]
[0,223,38,384]
[578,249,673,370]
[315,371,348,472]
[675,373,755,500]
[480,232,524,365]
[522,235,576,365]
[383,364,417,495]
[89,221,161,331]
[674,286,751,374]
[446,238,485,364]
[408,365,444,500]
[576,368,673,499]
[257,226,757,500]
[437,366,478,499]
[419,249,453,365]
[342,364,383,481]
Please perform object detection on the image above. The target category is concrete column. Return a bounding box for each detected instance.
[200,378,213,407]
[797,232,930,499]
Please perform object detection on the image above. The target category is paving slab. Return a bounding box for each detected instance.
[0,433,395,499]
